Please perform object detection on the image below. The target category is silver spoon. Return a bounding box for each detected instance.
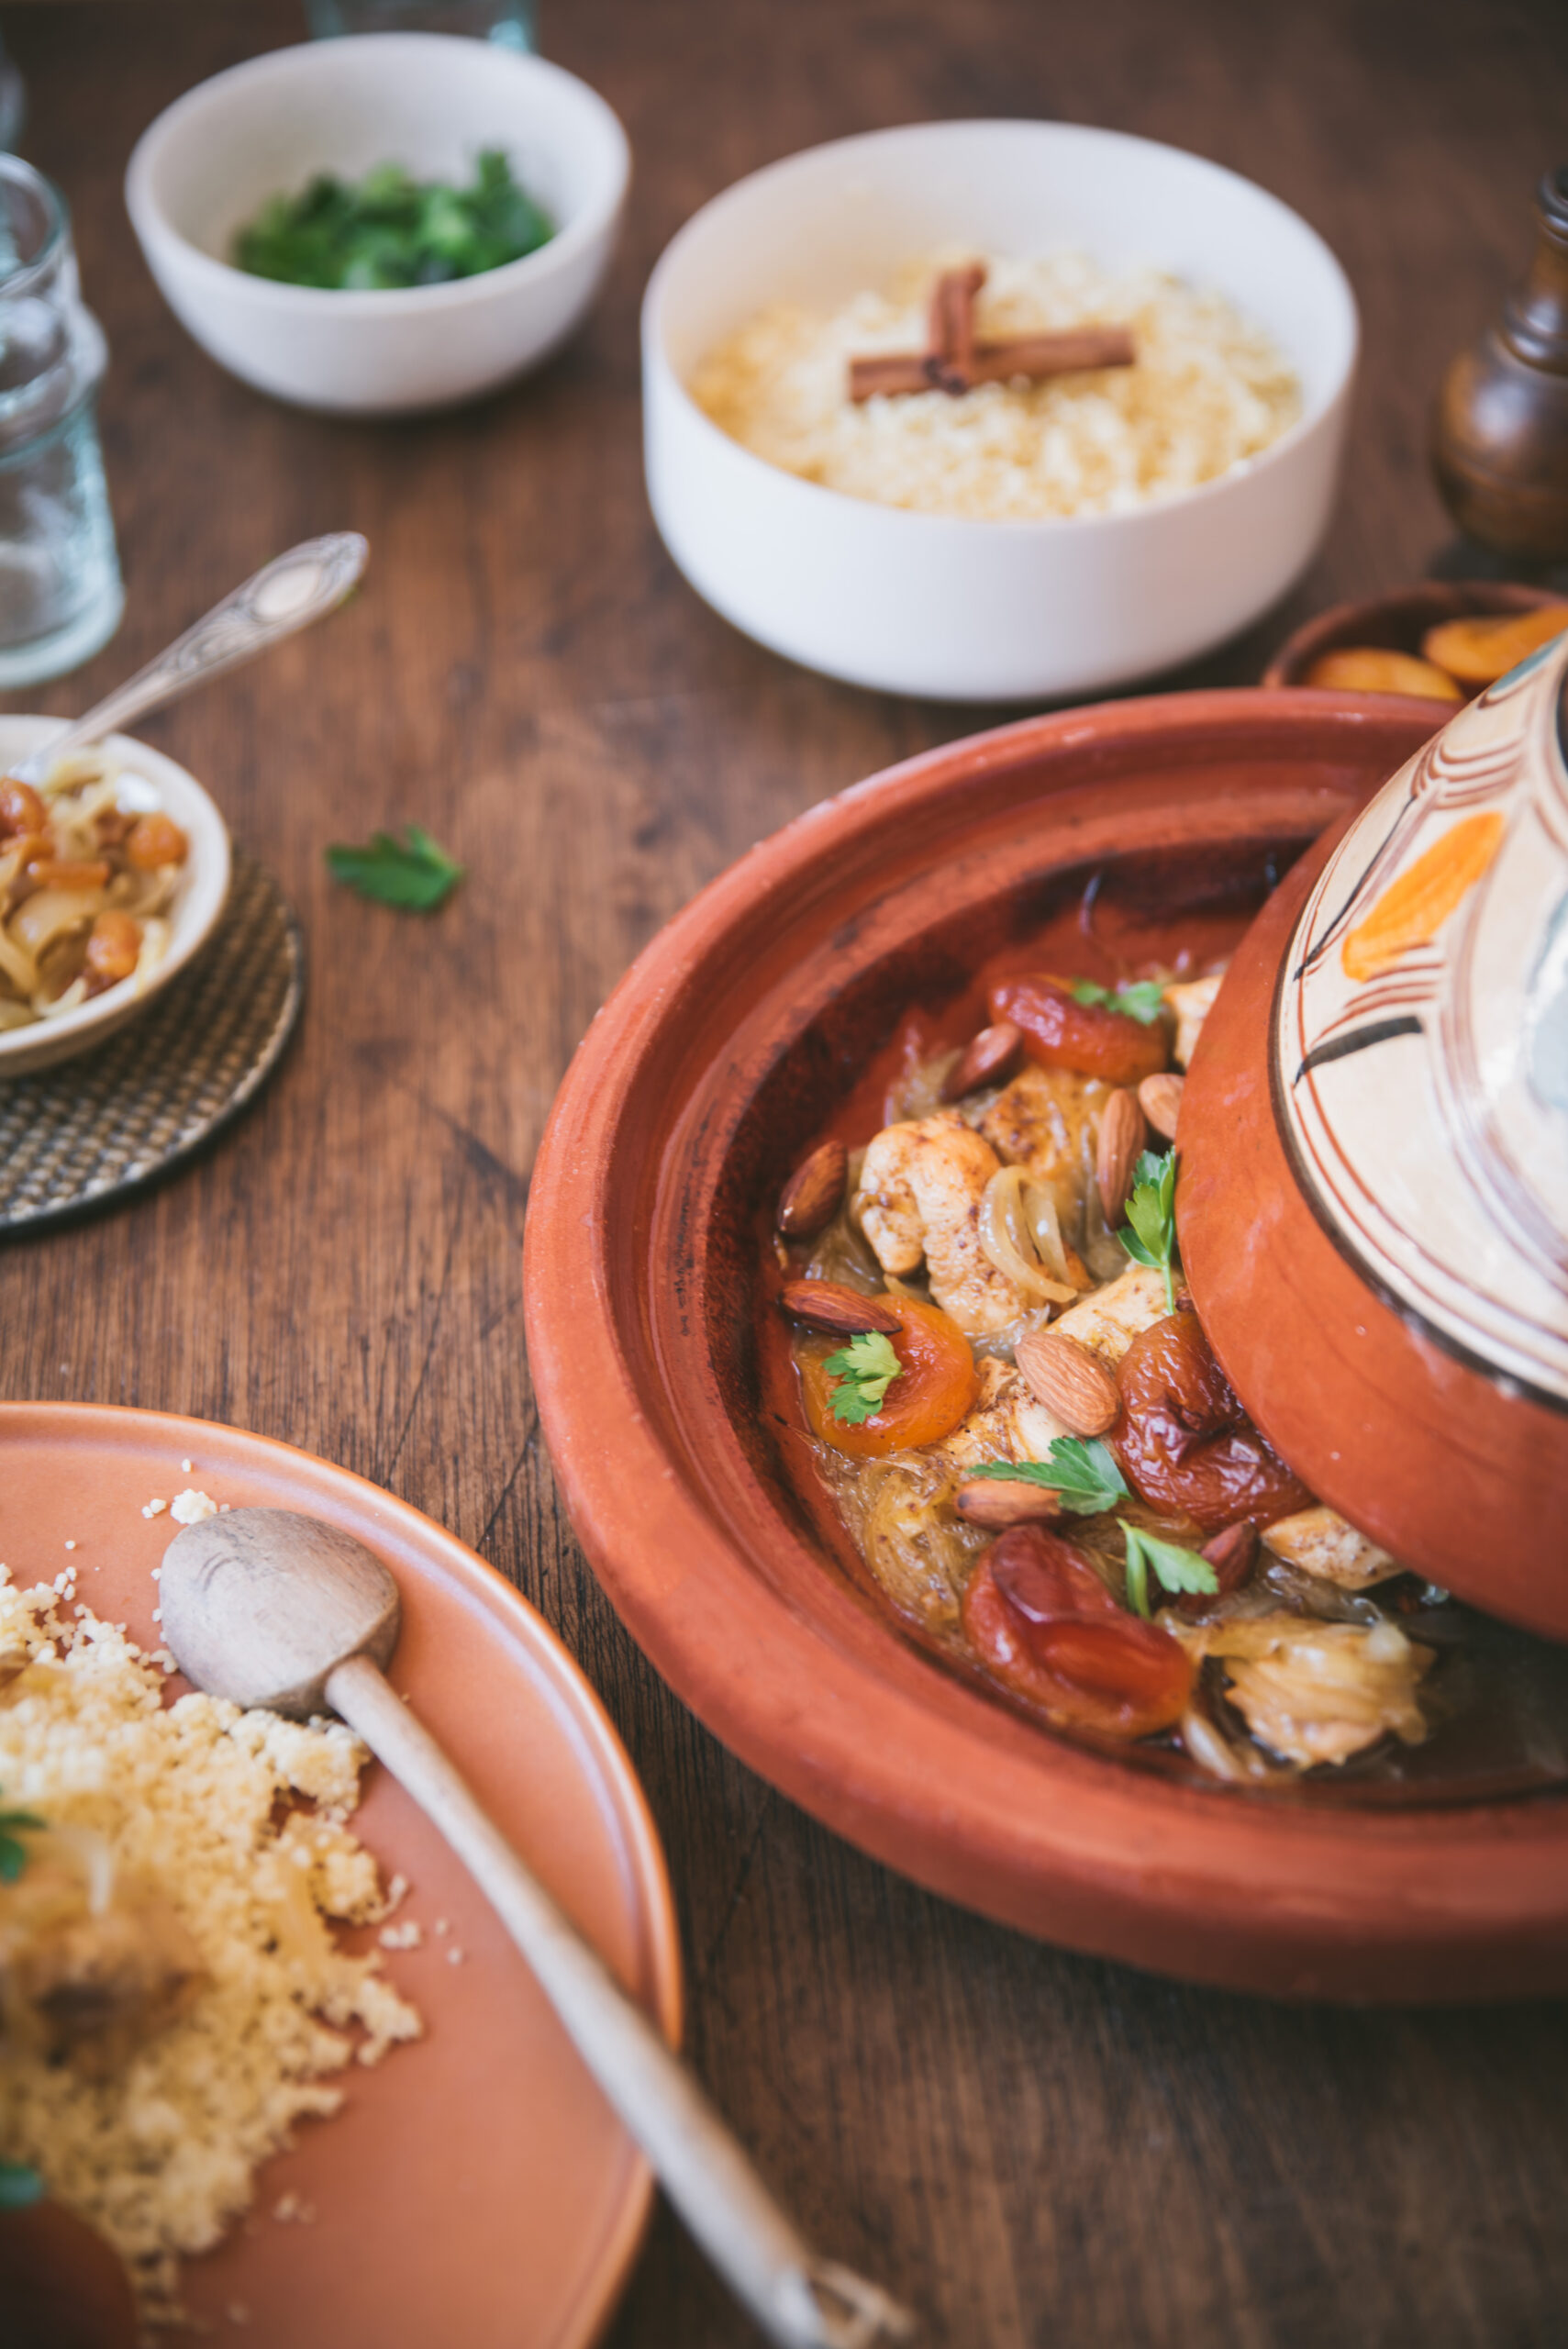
[12,534,368,785]
[160,1508,913,2349]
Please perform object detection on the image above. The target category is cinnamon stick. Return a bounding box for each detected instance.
[968,327,1136,384]
[848,317,1136,404]
[929,263,985,393]
[848,352,943,401]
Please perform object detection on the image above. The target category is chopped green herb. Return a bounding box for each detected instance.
[0,1791,43,1885]
[824,1330,904,1425]
[0,2159,44,2210]
[326,825,462,911]
[234,150,552,291]
[1071,977,1168,1026]
[1120,1520,1218,1618]
[1119,1145,1180,1312]
[971,1436,1129,1517]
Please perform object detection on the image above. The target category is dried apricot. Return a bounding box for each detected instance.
[962,1539,1192,1738]
[800,1297,977,1458]
[988,974,1167,1086]
[1421,603,1568,685]
[126,812,189,871]
[83,911,141,996]
[1112,1310,1312,1532]
[0,779,47,837]
[1302,647,1462,700]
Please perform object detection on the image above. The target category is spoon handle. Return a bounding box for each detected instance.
[15,534,368,784]
[326,1653,913,2349]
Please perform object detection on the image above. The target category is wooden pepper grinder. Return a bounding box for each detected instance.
[1432,167,1568,561]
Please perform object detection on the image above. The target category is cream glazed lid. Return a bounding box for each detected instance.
[1273,626,1568,1405]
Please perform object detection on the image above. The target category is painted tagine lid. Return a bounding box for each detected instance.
[1180,629,1568,1640]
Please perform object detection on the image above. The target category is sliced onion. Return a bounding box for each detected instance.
[12,885,104,958]
[0,924,37,999]
[1022,1182,1070,1285]
[979,1164,1077,1305]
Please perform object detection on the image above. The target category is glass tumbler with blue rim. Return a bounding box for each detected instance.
[305,0,537,48]
[0,156,122,687]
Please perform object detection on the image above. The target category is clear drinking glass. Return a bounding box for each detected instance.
[305,0,537,50]
[0,157,122,687]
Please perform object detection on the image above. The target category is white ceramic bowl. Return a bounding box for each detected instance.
[125,35,630,416]
[643,121,1358,703]
[0,718,230,1077]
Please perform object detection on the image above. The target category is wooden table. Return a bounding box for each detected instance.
[6,4,1567,2342]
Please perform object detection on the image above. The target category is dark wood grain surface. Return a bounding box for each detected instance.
[4,4,1567,2343]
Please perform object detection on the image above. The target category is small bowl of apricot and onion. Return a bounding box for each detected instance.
[0,717,229,1078]
[1262,580,1568,703]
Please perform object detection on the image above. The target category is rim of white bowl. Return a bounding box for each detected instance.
[125,34,631,316]
[0,719,231,1065]
[643,117,1360,538]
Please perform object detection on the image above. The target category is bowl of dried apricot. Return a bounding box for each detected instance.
[1262,579,1568,701]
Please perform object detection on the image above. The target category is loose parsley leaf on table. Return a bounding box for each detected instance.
[326,825,463,911]
[0,1791,44,1885]
[824,1330,905,1425]
[971,1436,1129,1517]
[1071,976,1167,1026]
[235,150,553,291]
[1119,1145,1180,1312]
[1120,1520,1218,1618]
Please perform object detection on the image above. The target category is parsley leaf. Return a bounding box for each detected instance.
[1120,1520,1218,1618]
[235,150,553,291]
[0,1793,44,1885]
[824,1330,905,1425]
[326,825,463,911]
[970,1436,1129,1517]
[1119,1145,1180,1313]
[0,2159,44,2210]
[1071,977,1167,1026]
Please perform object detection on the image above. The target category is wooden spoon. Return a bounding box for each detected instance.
[160,1508,911,2349]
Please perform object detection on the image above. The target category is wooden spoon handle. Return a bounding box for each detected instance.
[326,1654,912,2349]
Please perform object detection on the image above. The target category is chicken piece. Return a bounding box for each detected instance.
[1051,1264,1171,1369]
[1170,1613,1430,1767]
[977,1063,1106,1219]
[857,1112,1027,1335]
[1262,1505,1399,1590]
[929,1357,1069,1472]
[1164,973,1223,1069]
[0,1862,206,2076]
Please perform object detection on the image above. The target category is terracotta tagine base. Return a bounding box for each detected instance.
[526,688,1568,2003]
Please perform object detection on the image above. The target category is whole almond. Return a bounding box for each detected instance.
[776,1137,849,1239]
[1138,1070,1184,1141]
[942,1019,1022,1102]
[1176,1520,1260,1617]
[955,1476,1062,1530]
[780,1278,901,1337]
[1201,1520,1259,1589]
[1015,1329,1121,1438]
[1095,1086,1147,1225]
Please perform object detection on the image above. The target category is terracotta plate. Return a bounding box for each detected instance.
[526,689,1568,2004]
[0,1404,681,2345]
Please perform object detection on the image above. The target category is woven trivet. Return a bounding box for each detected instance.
[0,846,304,1234]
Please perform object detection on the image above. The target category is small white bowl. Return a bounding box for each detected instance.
[643,121,1358,703]
[0,718,230,1077]
[126,35,630,416]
